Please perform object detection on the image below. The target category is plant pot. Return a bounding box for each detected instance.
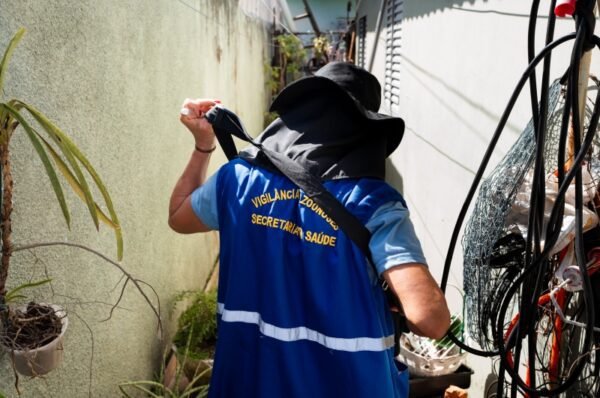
[183,357,213,386]
[164,345,213,392]
[6,304,68,377]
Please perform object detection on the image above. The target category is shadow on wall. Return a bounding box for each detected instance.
[385,158,403,194]
[403,0,489,20]
[402,55,522,141]
[363,0,540,32]
[404,0,555,20]
[385,157,456,272]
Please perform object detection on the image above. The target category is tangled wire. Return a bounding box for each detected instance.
[441,0,600,396]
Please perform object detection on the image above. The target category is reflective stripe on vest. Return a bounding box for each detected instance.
[218,303,395,352]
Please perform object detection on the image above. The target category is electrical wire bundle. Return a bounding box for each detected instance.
[441,0,600,396]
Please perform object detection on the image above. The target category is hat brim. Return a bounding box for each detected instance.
[270,76,405,156]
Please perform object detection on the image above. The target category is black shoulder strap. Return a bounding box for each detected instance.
[205,104,244,160]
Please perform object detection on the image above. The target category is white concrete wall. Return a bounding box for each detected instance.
[240,0,297,31]
[357,0,600,394]
[0,0,268,396]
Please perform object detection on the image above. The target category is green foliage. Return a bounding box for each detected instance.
[263,111,278,128]
[0,28,123,262]
[276,34,306,80]
[5,279,52,303]
[263,62,280,128]
[312,36,330,61]
[264,34,307,128]
[277,34,304,58]
[119,379,209,398]
[121,282,217,395]
[173,290,217,360]
[434,315,463,349]
[0,28,25,97]
[264,62,280,97]
[118,342,211,398]
[266,34,306,96]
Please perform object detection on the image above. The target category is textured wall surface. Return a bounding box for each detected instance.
[0,0,267,396]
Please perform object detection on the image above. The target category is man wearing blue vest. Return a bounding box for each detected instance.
[169,62,450,397]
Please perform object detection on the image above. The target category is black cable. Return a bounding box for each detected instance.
[494,43,600,395]
[526,3,558,391]
[567,13,597,393]
[436,3,600,395]
[440,32,577,294]
[528,0,541,136]
[442,35,578,365]
[441,1,600,395]
[443,11,600,393]
[442,35,579,363]
[517,4,558,393]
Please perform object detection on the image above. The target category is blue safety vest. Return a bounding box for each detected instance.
[208,159,409,398]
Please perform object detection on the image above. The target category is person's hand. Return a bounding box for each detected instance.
[180,98,219,150]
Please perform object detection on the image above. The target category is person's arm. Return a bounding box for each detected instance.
[168,98,218,234]
[383,263,450,340]
[366,201,451,339]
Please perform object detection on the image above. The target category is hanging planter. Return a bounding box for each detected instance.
[4,303,68,376]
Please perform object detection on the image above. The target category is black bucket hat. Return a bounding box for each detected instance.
[269,62,405,155]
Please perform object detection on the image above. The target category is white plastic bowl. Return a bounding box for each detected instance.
[7,304,68,377]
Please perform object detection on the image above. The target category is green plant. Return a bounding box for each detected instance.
[312,35,330,62]
[263,62,280,128]
[119,374,210,398]
[264,34,307,128]
[0,29,163,393]
[119,333,211,397]
[276,34,306,83]
[3,278,51,303]
[0,27,122,304]
[173,290,217,360]
[264,62,280,98]
[268,34,306,98]
[433,315,463,349]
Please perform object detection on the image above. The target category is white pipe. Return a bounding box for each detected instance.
[368,0,387,72]
[278,0,297,32]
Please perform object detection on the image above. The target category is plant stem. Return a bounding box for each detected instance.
[0,143,13,298]
[13,241,162,334]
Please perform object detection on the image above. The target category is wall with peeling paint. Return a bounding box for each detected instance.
[0,0,268,396]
